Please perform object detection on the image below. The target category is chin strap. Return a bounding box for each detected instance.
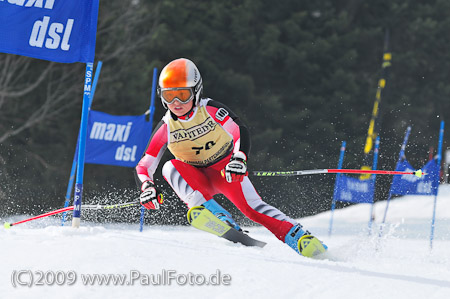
[171,105,196,120]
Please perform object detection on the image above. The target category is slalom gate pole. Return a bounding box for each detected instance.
[61,144,78,225]
[379,126,411,238]
[251,168,424,177]
[360,29,391,179]
[62,61,103,226]
[72,62,93,228]
[367,136,380,235]
[328,141,346,236]
[4,200,140,229]
[430,121,444,250]
[140,67,158,232]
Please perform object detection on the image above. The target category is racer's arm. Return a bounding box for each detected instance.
[135,120,168,184]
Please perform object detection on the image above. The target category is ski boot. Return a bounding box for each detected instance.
[284,224,327,258]
[202,199,241,231]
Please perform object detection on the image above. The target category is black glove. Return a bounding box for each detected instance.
[140,181,164,210]
[222,151,248,183]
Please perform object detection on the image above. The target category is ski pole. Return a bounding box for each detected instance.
[4,200,140,229]
[251,168,424,177]
[82,201,140,210]
[4,206,75,228]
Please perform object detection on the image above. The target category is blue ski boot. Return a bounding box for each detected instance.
[202,199,241,231]
[285,224,328,258]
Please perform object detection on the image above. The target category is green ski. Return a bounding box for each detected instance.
[187,206,266,248]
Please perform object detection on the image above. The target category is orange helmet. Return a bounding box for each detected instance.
[158,58,203,108]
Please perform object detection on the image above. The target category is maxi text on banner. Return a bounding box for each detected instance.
[390,159,440,196]
[335,175,375,204]
[0,0,99,63]
[85,110,153,168]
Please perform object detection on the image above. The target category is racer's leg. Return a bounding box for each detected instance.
[162,159,240,230]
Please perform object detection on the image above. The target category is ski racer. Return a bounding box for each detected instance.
[136,58,326,257]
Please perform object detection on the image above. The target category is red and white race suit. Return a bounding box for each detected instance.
[136,98,296,241]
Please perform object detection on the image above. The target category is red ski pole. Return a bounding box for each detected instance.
[4,200,140,229]
[4,206,74,228]
[252,168,424,177]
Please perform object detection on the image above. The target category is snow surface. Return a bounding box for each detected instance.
[2,186,450,299]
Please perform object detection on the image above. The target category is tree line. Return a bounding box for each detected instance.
[1,0,449,224]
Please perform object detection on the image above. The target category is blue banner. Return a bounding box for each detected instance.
[0,0,99,63]
[390,159,440,196]
[335,175,375,204]
[85,110,153,168]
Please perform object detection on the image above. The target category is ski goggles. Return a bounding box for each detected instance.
[160,87,194,105]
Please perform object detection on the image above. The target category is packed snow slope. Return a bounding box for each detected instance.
[1,185,450,299]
